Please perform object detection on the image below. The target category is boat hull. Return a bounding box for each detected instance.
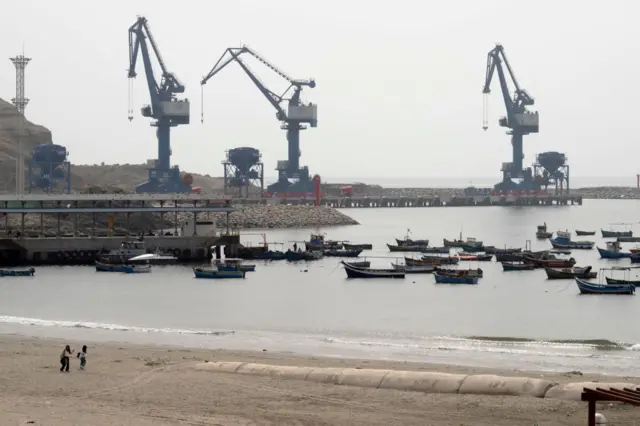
[343,243,373,250]
[434,273,478,284]
[0,268,35,277]
[501,262,535,271]
[602,230,633,238]
[343,261,371,268]
[545,267,597,279]
[550,239,594,250]
[605,277,640,286]
[342,262,405,278]
[395,239,429,247]
[121,264,151,274]
[387,244,426,252]
[597,247,631,259]
[391,263,435,274]
[574,277,634,294]
[324,249,362,258]
[434,267,483,278]
[193,267,246,279]
[95,261,126,272]
[575,230,596,236]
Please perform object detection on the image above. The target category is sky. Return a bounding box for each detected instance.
[0,0,637,183]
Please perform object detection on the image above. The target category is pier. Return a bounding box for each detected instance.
[0,194,239,265]
[233,194,583,208]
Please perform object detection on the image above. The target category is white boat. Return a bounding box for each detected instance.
[100,240,148,263]
[128,252,178,265]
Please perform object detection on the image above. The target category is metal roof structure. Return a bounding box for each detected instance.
[581,387,640,426]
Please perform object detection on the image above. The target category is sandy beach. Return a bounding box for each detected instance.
[0,335,638,425]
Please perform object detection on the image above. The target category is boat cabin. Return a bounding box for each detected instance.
[309,234,326,244]
[606,241,623,252]
[555,230,571,240]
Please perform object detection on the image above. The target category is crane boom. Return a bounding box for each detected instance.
[127,16,191,193]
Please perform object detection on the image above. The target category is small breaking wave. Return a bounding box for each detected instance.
[466,335,639,351]
[0,315,235,337]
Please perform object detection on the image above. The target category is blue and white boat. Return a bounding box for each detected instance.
[212,258,256,272]
[193,267,246,279]
[597,241,631,259]
[549,231,594,250]
[0,267,35,277]
[574,277,634,295]
[120,264,151,274]
[433,273,478,284]
[95,261,126,272]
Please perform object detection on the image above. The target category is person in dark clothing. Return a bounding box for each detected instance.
[60,345,73,372]
[77,345,87,370]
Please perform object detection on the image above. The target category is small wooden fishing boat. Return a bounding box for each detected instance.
[523,255,576,268]
[391,263,435,273]
[484,247,522,255]
[341,261,405,278]
[419,246,450,254]
[443,237,483,248]
[434,267,483,278]
[605,277,640,286]
[545,266,596,280]
[597,241,631,259]
[458,253,493,262]
[95,261,126,272]
[193,267,246,279]
[434,273,478,284]
[304,233,343,251]
[213,258,257,272]
[387,244,427,252]
[575,230,596,236]
[121,264,151,274]
[602,266,640,286]
[536,223,552,239]
[617,236,640,243]
[421,255,460,265]
[395,238,429,247]
[324,249,362,258]
[343,243,373,250]
[574,277,634,295]
[343,261,371,268]
[602,229,633,238]
[501,262,535,271]
[0,267,35,277]
[549,231,594,250]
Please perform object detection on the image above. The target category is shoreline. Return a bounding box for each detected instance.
[1,334,638,425]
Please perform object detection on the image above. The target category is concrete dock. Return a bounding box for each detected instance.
[232,194,583,208]
[0,194,240,266]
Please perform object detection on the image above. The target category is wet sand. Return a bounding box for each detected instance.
[0,334,637,425]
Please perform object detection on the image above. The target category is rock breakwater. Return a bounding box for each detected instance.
[210,205,359,229]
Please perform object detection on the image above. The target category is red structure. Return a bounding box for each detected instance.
[313,175,321,206]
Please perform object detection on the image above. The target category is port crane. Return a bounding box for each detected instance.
[128,16,191,193]
[482,44,539,191]
[201,46,318,194]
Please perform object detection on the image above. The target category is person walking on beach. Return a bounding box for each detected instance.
[60,345,73,372]
[77,345,87,370]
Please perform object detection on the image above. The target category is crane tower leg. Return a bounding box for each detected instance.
[157,120,171,171]
[511,132,524,175]
[287,127,300,173]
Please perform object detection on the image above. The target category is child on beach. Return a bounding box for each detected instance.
[77,345,87,370]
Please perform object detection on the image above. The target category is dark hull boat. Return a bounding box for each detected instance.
[597,246,631,259]
[458,253,493,262]
[434,273,478,284]
[443,238,483,248]
[545,266,597,280]
[388,244,428,252]
[484,247,522,255]
[253,250,286,260]
[343,243,373,250]
[391,263,435,274]
[341,261,405,278]
[434,267,483,278]
[420,255,460,265]
[574,277,634,295]
[523,256,576,268]
[0,267,35,277]
[324,249,362,258]
[395,238,429,247]
[501,262,535,271]
[193,267,246,279]
[605,277,640,286]
[575,230,596,236]
[420,246,450,254]
[343,261,371,268]
[602,230,633,238]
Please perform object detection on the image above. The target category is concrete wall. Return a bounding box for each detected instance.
[195,361,639,402]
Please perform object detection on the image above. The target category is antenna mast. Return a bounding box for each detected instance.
[10,53,31,194]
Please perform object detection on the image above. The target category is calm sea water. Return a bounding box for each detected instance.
[1,199,640,376]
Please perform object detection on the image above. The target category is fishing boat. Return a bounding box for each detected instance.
[443,237,483,249]
[574,277,634,295]
[536,223,553,239]
[617,236,640,243]
[523,254,576,268]
[434,267,483,278]
[421,255,460,265]
[0,267,35,277]
[501,262,535,271]
[395,238,429,247]
[304,234,343,251]
[343,260,371,268]
[549,231,594,250]
[419,246,450,254]
[212,258,257,272]
[99,240,149,263]
[575,230,596,236]
[484,247,522,255]
[602,229,633,238]
[343,243,373,250]
[545,266,596,280]
[391,263,435,274]
[253,250,286,260]
[603,266,640,286]
[387,244,427,252]
[285,250,322,261]
[597,241,631,259]
[128,252,177,265]
[121,264,151,274]
[324,249,362,258]
[434,273,478,284]
[341,261,405,279]
[95,261,126,272]
[457,253,493,262]
[193,267,246,279]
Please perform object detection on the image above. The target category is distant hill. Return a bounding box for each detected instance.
[0,98,227,194]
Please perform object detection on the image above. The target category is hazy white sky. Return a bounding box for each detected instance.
[0,0,637,181]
